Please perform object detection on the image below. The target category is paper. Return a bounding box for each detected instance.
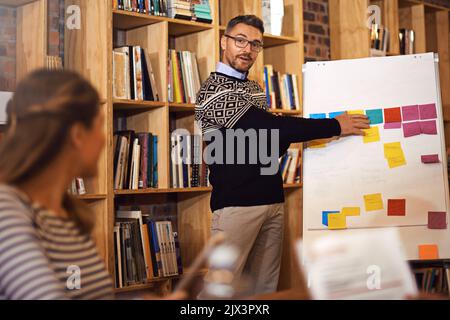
[342,207,361,217]
[403,121,421,138]
[384,107,402,123]
[363,126,380,143]
[421,154,440,164]
[387,199,406,216]
[297,229,418,299]
[420,120,437,135]
[428,212,447,229]
[418,244,439,260]
[322,211,340,226]
[329,111,345,119]
[327,213,347,230]
[384,142,407,168]
[348,110,365,115]
[310,113,327,119]
[419,103,437,120]
[366,109,384,125]
[401,105,420,121]
[364,193,384,211]
[384,122,402,129]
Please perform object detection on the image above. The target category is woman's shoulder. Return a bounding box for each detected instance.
[0,184,34,222]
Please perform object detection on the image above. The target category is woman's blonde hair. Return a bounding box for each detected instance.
[0,69,102,233]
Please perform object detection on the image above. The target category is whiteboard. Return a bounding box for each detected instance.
[302,53,450,260]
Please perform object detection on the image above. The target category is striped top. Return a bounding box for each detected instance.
[0,184,114,300]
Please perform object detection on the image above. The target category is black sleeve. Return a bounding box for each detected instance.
[233,106,342,144]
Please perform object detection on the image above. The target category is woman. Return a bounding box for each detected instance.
[0,69,111,299]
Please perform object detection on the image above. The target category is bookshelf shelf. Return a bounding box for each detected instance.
[114,186,213,195]
[113,99,166,111]
[113,9,214,36]
[169,103,196,112]
[0,0,37,6]
[75,194,108,201]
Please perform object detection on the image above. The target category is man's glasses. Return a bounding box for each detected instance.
[224,34,264,53]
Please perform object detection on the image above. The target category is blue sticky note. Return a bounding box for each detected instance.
[329,111,345,119]
[366,109,384,125]
[322,211,340,226]
[310,113,327,119]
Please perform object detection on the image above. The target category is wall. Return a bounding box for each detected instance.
[303,0,331,62]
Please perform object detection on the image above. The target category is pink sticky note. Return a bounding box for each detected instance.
[403,121,421,137]
[420,120,437,135]
[421,154,440,163]
[419,103,437,120]
[428,212,447,229]
[384,122,402,129]
[402,105,420,121]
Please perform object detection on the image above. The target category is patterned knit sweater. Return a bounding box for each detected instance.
[195,72,341,211]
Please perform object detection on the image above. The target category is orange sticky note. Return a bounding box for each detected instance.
[418,244,439,260]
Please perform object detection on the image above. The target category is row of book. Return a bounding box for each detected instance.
[263,65,300,111]
[370,24,390,53]
[170,133,209,188]
[114,204,182,288]
[68,178,87,196]
[279,148,301,184]
[113,46,160,102]
[399,28,415,55]
[113,0,212,23]
[168,49,202,104]
[413,267,450,294]
[114,130,159,190]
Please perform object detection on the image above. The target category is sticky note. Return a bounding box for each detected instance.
[342,207,361,217]
[420,120,437,135]
[384,107,402,123]
[428,212,447,229]
[401,105,420,121]
[387,156,407,169]
[418,244,439,260]
[363,126,380,143]
[309,139,327,149]
[419,103,437,120]
[348,110,365,115]
[387,199,406,216]
[328,213,347,230]
[364,193,384,211]
[365,109,384,125]
[329,111,345,119]
[403,121,421,138]
[322,211,340,226]
[384,142,404,158]
[384,122,402,129]
[421,154,440,164]
[310,113,327,119]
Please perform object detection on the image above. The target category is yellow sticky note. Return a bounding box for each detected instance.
[309,139,327,149]
[328,213,347,230]
[364,193,384,211]
[388,155,407,168]
[384,142,404,159]
[342,207,361,216]
[363,126,380,144]
[348,110,365,115]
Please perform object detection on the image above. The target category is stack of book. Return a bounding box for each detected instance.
[113,46,160,101]
[68,178,87,196]
[191,0,212,23]
[170,132,209,188]
[167,0,193,20]
[370,24,390,54]
[263,65,300,111]
[114,130,159,190]
[279,148,301,184]
[168,50,201,104]
[399,29,415,55]
[413,266,450,294]
[113,0,168,16]
[114,204,183,288]
[46,55,63,70]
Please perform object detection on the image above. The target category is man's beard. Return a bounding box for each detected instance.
[231,54,254,73]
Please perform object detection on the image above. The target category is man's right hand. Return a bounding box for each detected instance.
[335,112,370,136]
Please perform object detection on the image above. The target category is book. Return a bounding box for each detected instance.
[168,50,202,104]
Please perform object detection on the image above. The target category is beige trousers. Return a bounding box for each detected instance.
[210,203,285,296]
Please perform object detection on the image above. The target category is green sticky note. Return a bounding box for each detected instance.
[366,109,384,125]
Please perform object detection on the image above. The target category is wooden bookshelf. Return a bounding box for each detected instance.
[4,0,305,295]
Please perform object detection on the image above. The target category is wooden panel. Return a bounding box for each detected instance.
[219,0,261,27]
[126,22,168,102]
[278,188,304,290]
[329,0,370,60]
[0,0,37,7]
[16,0,47,83]
[177,193,212,267]
[126,107,170,189]
[385,0,401,54]
[436,11,450,121]
[411,4,427,53]
[87,199,109,263]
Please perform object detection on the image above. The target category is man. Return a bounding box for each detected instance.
[195,15,370,295]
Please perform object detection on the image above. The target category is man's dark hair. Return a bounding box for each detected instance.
[225,15,265,35]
